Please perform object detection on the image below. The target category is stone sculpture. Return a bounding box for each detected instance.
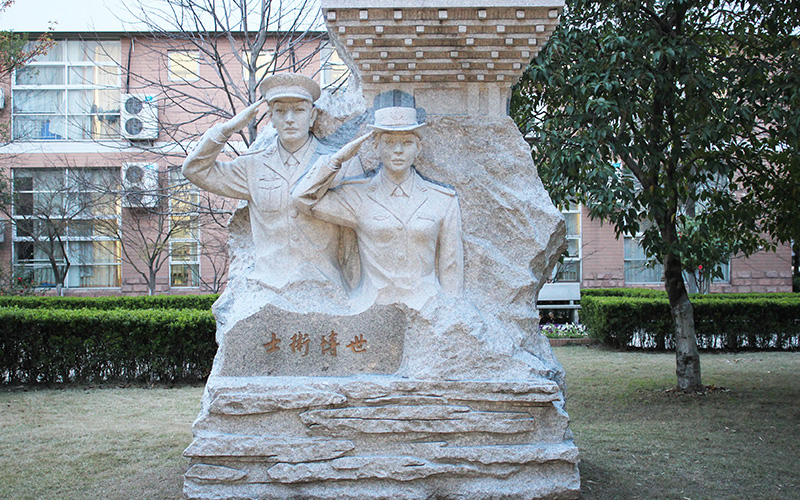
[183,3,580,499]
[182,73,363,291]
[293,105,463,310]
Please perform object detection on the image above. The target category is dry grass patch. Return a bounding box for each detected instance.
[556,346,800,499]
[0,385,203,500]
[1,349,799,499]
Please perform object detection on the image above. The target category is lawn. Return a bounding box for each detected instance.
[1,347,798,499]
[561,346,800,500]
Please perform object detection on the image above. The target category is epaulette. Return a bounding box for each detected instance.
[425,179,457,197]
[340,176,371,186]
[240,143,277,157]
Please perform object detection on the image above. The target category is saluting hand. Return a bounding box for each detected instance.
[221,97,267,136]
[330,132,374,168]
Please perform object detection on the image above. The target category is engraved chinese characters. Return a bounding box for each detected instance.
[217,304,404,377]
[262,330,366,357]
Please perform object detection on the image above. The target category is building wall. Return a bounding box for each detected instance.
[0,32,325,296]
[577,207,793,293]
[1,34,793,296]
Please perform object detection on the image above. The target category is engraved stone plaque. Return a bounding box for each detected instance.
[218,304,406,376]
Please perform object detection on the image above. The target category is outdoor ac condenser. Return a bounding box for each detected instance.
[120,94,158,140]
[121,163,160,208]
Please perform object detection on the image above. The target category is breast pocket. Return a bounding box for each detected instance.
[413,213,441,239]
[255,178,284,212]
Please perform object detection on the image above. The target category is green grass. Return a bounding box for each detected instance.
[558,346,800,499]
[1,348,799,499]
[0,385,203,500]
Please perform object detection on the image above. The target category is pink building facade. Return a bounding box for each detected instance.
[0,32,791,297]
[0,32,342,296]
[569,205,793,293]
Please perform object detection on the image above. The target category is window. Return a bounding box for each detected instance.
[624,235,664,284]
[319,43,348,90]
[168,51,200,82]
[169,170,200,287]
[624,235,731,287]
[243,50,275,83]
[553,204,581,282]
[12,168,121,288]
[12,40,121,141]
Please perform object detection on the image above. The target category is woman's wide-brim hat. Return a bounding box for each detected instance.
[259,73,321,104]
[368,106,426,132]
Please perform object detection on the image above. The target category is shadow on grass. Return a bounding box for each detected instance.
[579,459,641,500]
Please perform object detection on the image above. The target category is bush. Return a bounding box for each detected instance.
[794,275,800,293]
[582,288,666,298]
[0,307,216,384]
[0,294,218,311]
[541,323,588,339]
[582,291,800,350]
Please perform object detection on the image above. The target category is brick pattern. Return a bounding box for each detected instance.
[578,207,793,293]
[323,7,560,85]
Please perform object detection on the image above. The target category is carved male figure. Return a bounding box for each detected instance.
[182,74,361,289]
[292,106,464,309]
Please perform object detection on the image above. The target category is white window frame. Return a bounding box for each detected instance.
[168,50,200,82]
[168,170,201,288]
[319,43,349,90]
[242,50,275,83]
[623,233,664,284]
[11,39,121,142]
[11,167,122,289]
[553,204,582,283]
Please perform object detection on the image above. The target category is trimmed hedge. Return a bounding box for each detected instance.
[583,287,797,300]
[582,291,800,350]
[0,307,216,384]
[0,294,218,311]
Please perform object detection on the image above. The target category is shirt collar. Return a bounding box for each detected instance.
[381,168,415,198]
[277,135,313,167]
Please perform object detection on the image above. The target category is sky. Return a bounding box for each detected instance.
[0,0,136,32]
[0,0,324,33]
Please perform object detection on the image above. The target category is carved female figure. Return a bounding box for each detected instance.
[292,107,463,309]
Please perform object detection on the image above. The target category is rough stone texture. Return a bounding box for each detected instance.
[184,2,579,499]
[185,377,578,499]
[215,303,405,377]
[184,435,355,461]
[185,464,247,483]
[208,389,346,415]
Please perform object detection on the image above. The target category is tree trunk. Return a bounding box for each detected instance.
[149,269,156,296]
[663,251,702,391]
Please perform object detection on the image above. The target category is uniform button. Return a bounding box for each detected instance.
[398,253,407,261]
[289,208,298,218]
[291,233,299,242]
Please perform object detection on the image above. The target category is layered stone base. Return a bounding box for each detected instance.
[184,375,580,500]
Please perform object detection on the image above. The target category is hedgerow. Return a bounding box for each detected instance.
[0,307,216,384]
[582,291,800,350]
[0,294,218,310]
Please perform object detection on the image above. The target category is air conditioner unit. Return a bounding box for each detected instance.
[122,163,160,208]
[120,94,158,140]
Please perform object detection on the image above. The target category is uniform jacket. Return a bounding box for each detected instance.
[293,160,464,309]
[182,124,362,288]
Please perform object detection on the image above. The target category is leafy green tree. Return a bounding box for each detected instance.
[513,0,799,390]
[0,0,54,78]
[1,0,54,143]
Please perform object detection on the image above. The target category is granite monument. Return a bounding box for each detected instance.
[183,2,579,499]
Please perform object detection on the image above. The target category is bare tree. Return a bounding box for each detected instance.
[118,0,330,154]
[0,165,119,296]
[96,166,234,296]
[104,0,333,293]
